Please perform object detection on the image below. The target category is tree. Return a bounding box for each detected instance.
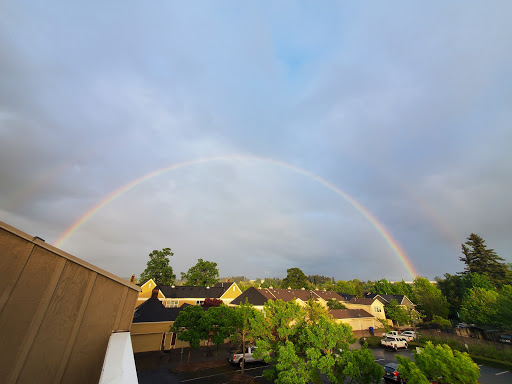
[139,248,176,285]
[200,305,236,355]
[170,305,206,364]
[413,276,449,321]
[437,272,494,320]
[397,342,480,384]
[181,258,219,286]
[249,299,383,384]
[460,234,510,286]
[231,301,264,375]
[326,299,346,310]
[496,285,512,328]
[460,287,499,326]
[281,267,310,289]
[385,299,412,326]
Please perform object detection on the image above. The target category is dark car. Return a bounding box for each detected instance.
[500,334,512,344]
[383,363,406,383]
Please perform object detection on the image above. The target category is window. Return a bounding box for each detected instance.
[196,300,204,306]
[164,300,179,308]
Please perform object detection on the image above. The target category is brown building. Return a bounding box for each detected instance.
[0,220,140,384]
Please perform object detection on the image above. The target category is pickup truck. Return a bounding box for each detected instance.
[383,331,415,341]
[381,336,408,350]
[228,346,264,368]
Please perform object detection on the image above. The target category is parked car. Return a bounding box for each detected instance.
[228,346,264,368]
[400,331,417,339]
[381,336,408,350]
[383,363,406,383]
[500,334,512,344]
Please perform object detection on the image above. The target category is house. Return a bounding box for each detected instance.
[329,309,382,331]
[136,280,242,308]
[131,297,204,353]
[363,293,416,310]
[344,297,387,320]
[229,287,347,311]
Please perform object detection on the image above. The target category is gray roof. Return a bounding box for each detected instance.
[158,284,229,299]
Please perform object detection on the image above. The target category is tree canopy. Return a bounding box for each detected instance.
[181,258,219,286]
[460,233,510,286]
[139,248,176,285]
[250,299,383,384]
[413,276,449,321]
[398,342,480,384]
[281,267,310,289]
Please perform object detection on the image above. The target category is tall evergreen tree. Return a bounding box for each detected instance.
[460,234,510,286]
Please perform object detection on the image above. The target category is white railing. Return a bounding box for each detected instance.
[99,331,139,384]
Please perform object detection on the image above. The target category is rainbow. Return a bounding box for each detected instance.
[55,155,417,278]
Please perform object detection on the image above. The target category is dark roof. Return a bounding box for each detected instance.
[230,287,269,306]
[158,285,229,299]
[337,293,355,301]
[329,309,373,319]
[132,298,193,323]
[230,287,345,306]
[363,293,412,306]
[348,297,379,305]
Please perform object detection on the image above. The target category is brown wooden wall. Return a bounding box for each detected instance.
[0,221,141,384]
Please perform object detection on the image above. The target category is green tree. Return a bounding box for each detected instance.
[373,278,395,295]
[461,234,510,286]
[200,305,236,355]
[326,299,346,310]
[460,287,499,326]
[250,299,383,384]
[398,342,479,384]
[395,355,430,384]
[139,248,176,285]
[496,285,512,328]
[170,305,206,364]
[437,272,494,320]
[231,301,264,375]
[384,299,411,326]
[413,276,449,321]
[281,267,310,289]
[181,258,219,286]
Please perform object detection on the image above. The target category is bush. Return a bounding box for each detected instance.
[418,334,512,363]
[359,336,382,348]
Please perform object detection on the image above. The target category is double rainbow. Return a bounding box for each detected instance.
[55,155,417,279]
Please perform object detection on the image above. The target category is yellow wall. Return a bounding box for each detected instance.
[131,321,212,353]
[220,283,242,300]
[334,317,382,331]
[344,301,386,320]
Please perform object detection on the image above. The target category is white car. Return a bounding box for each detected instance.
[400,331,417,340]
[228,346,264,368]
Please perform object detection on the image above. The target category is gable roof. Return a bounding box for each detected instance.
[363,293,415,307]
[132,298,193,323]
[329,309,373,319]
[348,297,381,305]
[230,287,346,306]
[158,285,229,299]
[337,293,355,301]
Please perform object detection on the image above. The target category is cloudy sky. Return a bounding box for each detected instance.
[1,1,511,282]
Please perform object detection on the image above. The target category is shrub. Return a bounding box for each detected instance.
[359,336,382,348]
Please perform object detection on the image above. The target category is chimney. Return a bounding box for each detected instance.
[226,278,230,283]
[130,274,135,283]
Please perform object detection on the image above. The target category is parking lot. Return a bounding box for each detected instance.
[135,345,512,384]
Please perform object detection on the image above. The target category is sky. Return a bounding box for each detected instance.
[1,1,511,282]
